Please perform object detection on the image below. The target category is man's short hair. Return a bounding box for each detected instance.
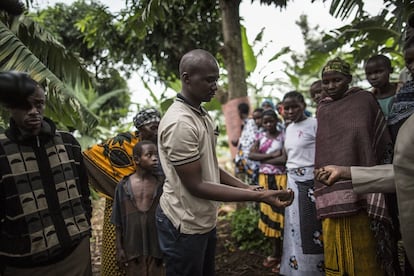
[0,71,41,109]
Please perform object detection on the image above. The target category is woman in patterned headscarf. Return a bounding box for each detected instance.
[83,108,162,276]
[314,57,397,276]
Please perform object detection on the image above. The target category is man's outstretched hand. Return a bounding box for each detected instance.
[261,189,294,208]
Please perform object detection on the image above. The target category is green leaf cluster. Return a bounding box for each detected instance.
[229,205,272,253]
[122,0,223,83]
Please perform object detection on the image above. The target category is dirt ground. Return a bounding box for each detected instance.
[214,213,278,276]
[90,198,277,276]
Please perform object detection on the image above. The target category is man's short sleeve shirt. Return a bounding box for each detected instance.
[158,98,220,234]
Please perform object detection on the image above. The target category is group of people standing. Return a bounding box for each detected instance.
[232,23,414,276]
[0,49,293,276]
[1,17,414,276]
[234,88,323,275]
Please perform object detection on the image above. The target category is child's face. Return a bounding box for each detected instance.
[252,111,263,127]
[309,82,324,104]
[364,60,391,88]
[262,115,277,133]
[404,46,414,77]
[322,71,351,100]
[136,144,158,172]
[283,97,305,124]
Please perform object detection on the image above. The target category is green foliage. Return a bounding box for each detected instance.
[94,69,130,124]
[34,1,133,74]
[327,0,364,20]
[89,186,100,200]
[123,0,223,82]
[241,25,257,74]
[258,0,289,8]
[0,115,6,131]
[0,17,99,132]
[229,205,272,253]
[33,0,226,136]
[204,97,222,112]
[11,14,93,88]
[312,0,412,68]
[283,14,329,92]
[32,1,133,137]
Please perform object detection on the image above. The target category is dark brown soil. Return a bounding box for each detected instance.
[90,198,277,276]
[215,214,277,276]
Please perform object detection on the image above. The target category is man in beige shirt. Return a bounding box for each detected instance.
[314,113,414,270]
[156,49,293,276]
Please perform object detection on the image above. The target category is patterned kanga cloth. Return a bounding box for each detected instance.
[258,173,287,238]
[83,132,141,276]
[101,199,126,276]
[322,213,385,276]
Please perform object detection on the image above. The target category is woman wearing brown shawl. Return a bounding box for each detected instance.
[315,58,396,276]
[82,108,162,276]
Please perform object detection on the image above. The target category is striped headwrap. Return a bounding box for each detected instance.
[133,108,161,129]
[322,57,351,76]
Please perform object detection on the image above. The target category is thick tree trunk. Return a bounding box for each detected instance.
[219,0,248,158]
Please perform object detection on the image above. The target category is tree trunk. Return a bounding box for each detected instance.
[219,0,248,159]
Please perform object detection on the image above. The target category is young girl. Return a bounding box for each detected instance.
[279,91,324,275]
[248,109,286,274]
[364,54,398,119]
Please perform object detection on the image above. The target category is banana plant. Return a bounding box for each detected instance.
[70,83,129,148]
[0,10,99,132]
[311,0,413,66]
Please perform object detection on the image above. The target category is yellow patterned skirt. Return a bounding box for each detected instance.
[101,199,126,276]
[258,173,287,238]
[323,212,385,276]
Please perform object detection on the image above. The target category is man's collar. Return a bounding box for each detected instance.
[176,93,207,116]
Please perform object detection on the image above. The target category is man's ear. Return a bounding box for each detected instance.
[181,72,190,84]
[347,75,352,84]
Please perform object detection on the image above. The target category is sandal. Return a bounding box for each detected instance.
[262,256,280,268]
[271,263,281,274]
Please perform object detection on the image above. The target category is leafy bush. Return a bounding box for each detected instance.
[89,186,101,201]
[229,204,271,254]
